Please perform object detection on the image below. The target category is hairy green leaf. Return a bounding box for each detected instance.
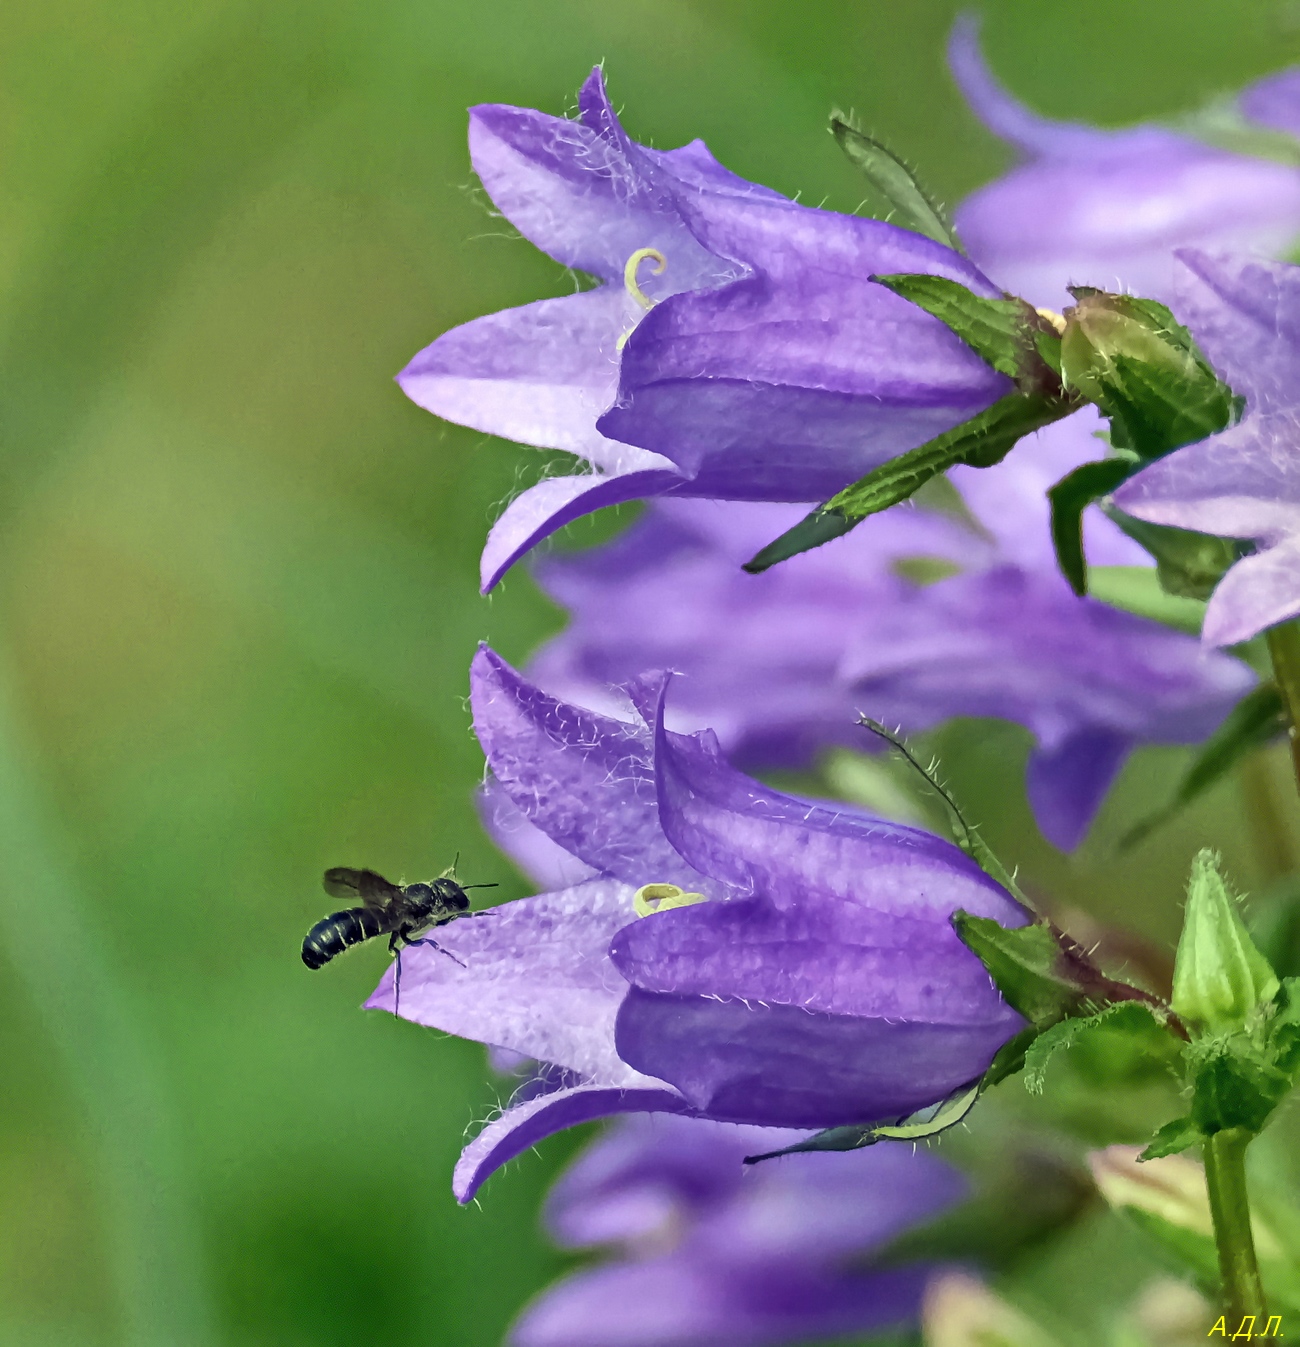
[743,391,1073,572]
[830,116,960,250]
[871,273,1058,390]
[1022,1002,1161,1094]
[1138,1114,1203,1161]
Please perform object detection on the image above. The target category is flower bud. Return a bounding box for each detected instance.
[1059,288,1240,458]
[1171,850,1279,1035]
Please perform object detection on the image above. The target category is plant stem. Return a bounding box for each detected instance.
[1203,1127,1268,1329]
[1266,620,1300,794]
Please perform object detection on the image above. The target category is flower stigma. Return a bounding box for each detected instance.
[616,247,667,351]
[633,881,708,918]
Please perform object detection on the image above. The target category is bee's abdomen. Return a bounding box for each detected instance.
[301,906,385,969]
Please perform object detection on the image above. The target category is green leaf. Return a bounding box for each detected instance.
[830,116,960,251]
[870,273,1059,390]
[1022,1002,1160,1094]
[1139,1115,1202,1160]
[1121,684,1285,850]
[743,390,1074,572]
[1087,565,1206,635]
[1047,456,1139,595]
[1100,503,1246,600]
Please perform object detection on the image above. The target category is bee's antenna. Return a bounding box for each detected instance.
[461,882,499,891]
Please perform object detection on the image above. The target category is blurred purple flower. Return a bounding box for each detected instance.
[1115,250,1300,646]
[399,67,1012,590]
[950,17,1300,310]
[509,1114,963,1347]
[367,646,1026,1201]
[529,411,1254,850]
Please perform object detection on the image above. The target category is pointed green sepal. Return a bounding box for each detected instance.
[743,391,1075,571]
[1171,850,1280,1035]
[870,273,1060,391]
[1100,503,1246,600]
[742,1079,982,1164]
[1047,456,1140,595]
[1060,288,1242,460]
[1121,685,1285,851]
[829,116,961,251]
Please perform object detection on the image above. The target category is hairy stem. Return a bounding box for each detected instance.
[1203,1128,1268,1329]
[1266,620,1300,795]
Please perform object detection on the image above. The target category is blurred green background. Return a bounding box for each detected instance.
[4,1,1300,1343]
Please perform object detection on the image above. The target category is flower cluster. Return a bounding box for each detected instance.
[508,1114,964,1347]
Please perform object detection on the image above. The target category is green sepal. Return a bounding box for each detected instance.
[1100,503,1246,600]
[1021,1002,1162,1094]
[1047,456,1139,595]
[742,1079,982,1164]
[743,390,1075,572]
[1138,1114,1202,1161]
[1060,288,1242,460]
[1087,565,1206,635]
[1120,683,1285,850]
[829,116,961,252]
[1269,977,1300,1076]
[870,273,1060,391]
[952,916,1088,1027]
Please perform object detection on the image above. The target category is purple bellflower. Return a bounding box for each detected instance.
[508,1114,964,1347]
[399,68,1012,591]
[1115,250,1300,647]
[528,410,1255,851]
[366,646,1026,1202]
[950,18,1300,311]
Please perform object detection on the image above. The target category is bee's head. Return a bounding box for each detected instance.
[429,877,472,913]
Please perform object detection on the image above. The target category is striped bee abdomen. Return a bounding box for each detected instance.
[301,906,386,969]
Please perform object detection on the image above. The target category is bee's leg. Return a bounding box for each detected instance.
[389,927,413,1017]
[405,935,467,970]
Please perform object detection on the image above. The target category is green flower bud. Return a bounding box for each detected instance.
[1059,288,1241,459]
[1171,851,1280,1035]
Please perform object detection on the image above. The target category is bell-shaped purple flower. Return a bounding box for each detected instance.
[508,1113,964,1347]
[1115,249,1300,646]
[950,17,1300,310]
[528,410,1254,850]
[366,646,1026,1201]
[399,68,1011,590]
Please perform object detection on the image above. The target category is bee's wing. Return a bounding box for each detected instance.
[322,867,401,911]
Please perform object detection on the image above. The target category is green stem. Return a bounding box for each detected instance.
[1204,1128,1268,1328]
[1266,620,1300,796]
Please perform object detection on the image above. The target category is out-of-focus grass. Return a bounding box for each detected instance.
[1,1,1298,1343]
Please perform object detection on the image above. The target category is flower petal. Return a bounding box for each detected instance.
[365,878,648,1087]
[476,775,600,891]
[1025,729,1133,851]
[612,984,1016,1128]
[481,466,686,592]
[1242,68,1300,137]
[453,1082,694,1204]
[1203,538,1300,647]
[470,646,721,893]
[648,681,1025,923]
[468,80,730,289]
[509,1253,928,1347]
[398,288,669,471]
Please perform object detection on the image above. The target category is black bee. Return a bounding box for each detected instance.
[302,866,492,976]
